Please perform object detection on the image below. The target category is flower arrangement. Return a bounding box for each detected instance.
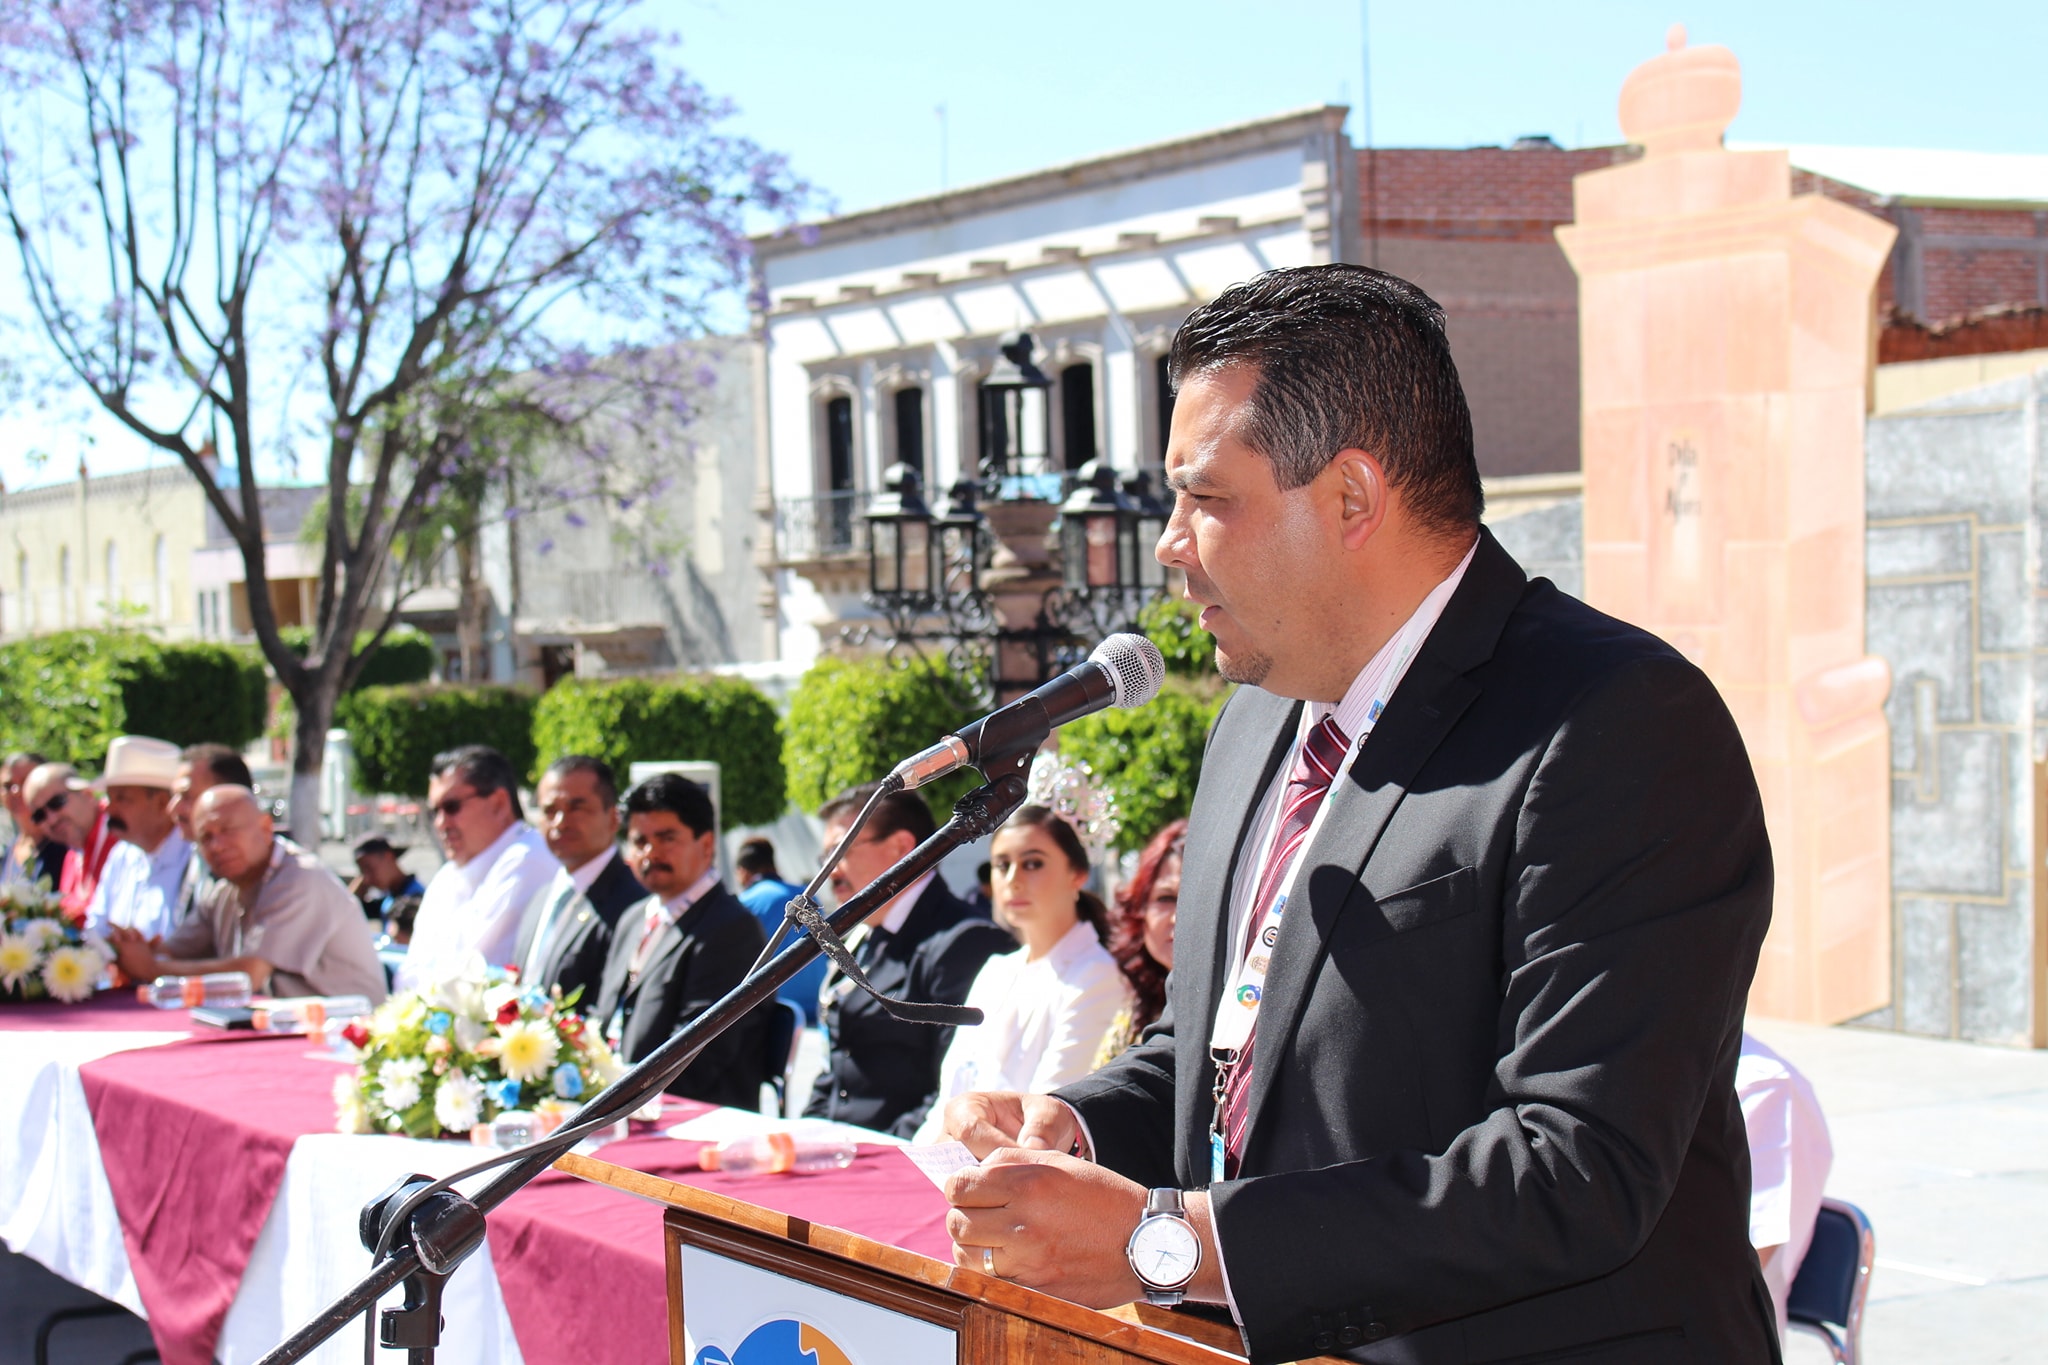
[335,954,623,1139]
[0,879,110,1004]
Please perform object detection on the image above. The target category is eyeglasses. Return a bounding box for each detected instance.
[431,793,474,821]
[27,791,69,825]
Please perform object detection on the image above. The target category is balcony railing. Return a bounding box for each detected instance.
[775,490,872,563]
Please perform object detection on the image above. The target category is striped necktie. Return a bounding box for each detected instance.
[1220,713,1351,1176]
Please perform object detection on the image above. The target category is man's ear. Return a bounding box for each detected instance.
[1333,450,1390,551]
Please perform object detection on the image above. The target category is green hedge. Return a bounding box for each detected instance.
[531,674,786,827]
[280,624,437,691]
[1136,596,1216,679]
[782,653,980,822]
[1058,680,1224,853]
[336,684,537,797]
[0,630,268,768]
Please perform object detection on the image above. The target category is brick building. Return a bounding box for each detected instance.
[1368,142,2048,479]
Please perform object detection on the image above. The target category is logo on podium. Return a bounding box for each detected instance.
[692,1317,854,1365]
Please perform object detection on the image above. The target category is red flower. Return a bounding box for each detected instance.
[341,1020,371,1050]
[557,1015,583,1042]
[495,999,522,1026]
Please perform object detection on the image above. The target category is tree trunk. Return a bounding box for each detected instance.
[287,672,342,849]
[455,533,486,682]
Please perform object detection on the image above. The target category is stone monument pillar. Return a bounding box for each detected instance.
[1557,28,1897,1024]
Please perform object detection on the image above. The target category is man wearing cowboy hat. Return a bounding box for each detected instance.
[85,736,193,942]
[20,761,116,922]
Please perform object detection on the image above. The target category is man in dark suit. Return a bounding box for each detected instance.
[512,755,644,1005]
[803,783,1013,1138]
[941,265,1779,1364]
[592,773,766,1108]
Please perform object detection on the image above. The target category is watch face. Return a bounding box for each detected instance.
[1129,1215,1200,1289]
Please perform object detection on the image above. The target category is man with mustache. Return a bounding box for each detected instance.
[591,773,766,1106]
[84,736,192,941]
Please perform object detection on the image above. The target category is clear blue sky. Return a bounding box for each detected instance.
[6,0,2042,490]
[658,0,2046,214]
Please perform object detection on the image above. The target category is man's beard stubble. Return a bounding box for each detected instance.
[1214,643,1272,687]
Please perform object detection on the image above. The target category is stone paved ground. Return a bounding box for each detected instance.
[1753,1017,2048,1364]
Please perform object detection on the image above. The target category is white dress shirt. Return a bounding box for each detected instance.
[915,918,1130,1143]
[84,829,194,942]
[396,822,560,991]
[1738,1031,1833,1338]
[520,844,619,981]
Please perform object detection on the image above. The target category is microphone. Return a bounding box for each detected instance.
[890,633,1167,789]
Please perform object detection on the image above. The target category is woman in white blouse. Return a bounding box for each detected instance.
[914,805,1130,1142]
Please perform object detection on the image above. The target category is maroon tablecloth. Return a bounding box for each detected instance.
[0,989,174,1032]
[76,1031,957,1365]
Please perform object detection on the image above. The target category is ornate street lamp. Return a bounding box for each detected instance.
[864,463,935,600]
[932,477,988,601]
[1059,459,1133,592]
[1121,468,1171,591]
[978,331,1054,487]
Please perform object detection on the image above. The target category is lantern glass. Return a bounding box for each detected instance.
[870,520,901,595]
[1084,512,1121,588]
[900,517,932,595]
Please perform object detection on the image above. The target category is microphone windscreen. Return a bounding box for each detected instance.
[1090,633,1166,708]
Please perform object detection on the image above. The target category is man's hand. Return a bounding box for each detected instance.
[945,1148,1148,1307]
[107,926,159,982]
[940,1090,1083,1160]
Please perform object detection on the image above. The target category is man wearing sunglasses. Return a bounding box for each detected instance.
[393,744,560,992]
[19,762,117,922]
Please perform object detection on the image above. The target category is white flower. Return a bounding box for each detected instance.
[378,1057,428,1112]
[333,1074,370,1134]
[22,919,66,950]
[434,1071,484,1133]
[0,934,36,992]
[453,1014,489,1053]
[482,982,522,1018]
[495,1019,561,1084]
[41,945,100,1003]
[584,1038,625,1084]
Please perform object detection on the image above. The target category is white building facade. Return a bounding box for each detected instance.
[753,107,1359,667]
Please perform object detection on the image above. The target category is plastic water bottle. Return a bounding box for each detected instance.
[698,1131,859,1175]
[250,996,373,1035]
[137,972,253,1008]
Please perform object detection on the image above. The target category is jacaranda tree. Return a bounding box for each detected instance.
[0,0,806,837]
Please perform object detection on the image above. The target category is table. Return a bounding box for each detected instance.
[1,993,955,1365]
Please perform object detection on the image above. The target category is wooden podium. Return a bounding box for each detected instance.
[559,1152,1340,1365]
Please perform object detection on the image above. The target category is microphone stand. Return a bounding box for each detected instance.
[255,766,1030,1365]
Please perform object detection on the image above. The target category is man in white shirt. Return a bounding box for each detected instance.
[85,736,192,942]
[510,755,644,1003]
[1738,1031,1834,1338]
[393,745,559,991]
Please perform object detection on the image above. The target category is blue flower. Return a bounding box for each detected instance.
[552,1063,584,1100]
[425,1010,453,1036]
[521,989,549,1013]
[488,1077,524,1111]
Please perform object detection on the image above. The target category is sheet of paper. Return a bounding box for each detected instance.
[901,1141,979,1189]
[663,1109,910,1147]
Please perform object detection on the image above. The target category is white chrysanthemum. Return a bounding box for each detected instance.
[40,945,99,1003]
[22,919,66,950]
[0,934,36,991]
[333,1073,370,1134]
[482,982,522,1018]
[584,1038,626,1084]
[434,1071,483,1133]
[378,1057,428,1112]
[495,1019,561,1083]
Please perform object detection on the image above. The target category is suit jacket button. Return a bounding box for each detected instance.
[1337,1325,1363,1347]
[1312,1333,1336,1352]
[1363,1322,1389,1341]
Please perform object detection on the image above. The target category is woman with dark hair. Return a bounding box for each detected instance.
[1093,817,1186,1066]
[912,802,1130,1141]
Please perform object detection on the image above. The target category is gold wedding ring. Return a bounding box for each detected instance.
[982,1245,998,1277]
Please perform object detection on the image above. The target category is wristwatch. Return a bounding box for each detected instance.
[1126,1188,1202,1306]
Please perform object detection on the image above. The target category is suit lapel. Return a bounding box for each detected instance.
[1235,530,1529,1162]
[1174,686,1299,1181]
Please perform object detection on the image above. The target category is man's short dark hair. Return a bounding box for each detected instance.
[818,781,937,846]
[429,745,520,801]
[543,754,618,808]
[736,837,779,878]
[621,773,716,837]
[1167,264,1482,534]
[181,742,254,789]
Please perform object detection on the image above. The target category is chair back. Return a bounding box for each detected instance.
[1787,1197,1874,1364]
[762,999,804,1116]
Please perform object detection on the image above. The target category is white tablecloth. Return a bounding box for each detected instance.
[0,1028,525,1365]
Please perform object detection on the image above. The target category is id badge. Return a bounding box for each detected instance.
[1211,1129,1226,1184]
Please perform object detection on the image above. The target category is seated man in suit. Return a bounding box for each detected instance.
[512,755,644,1004]
[939,266,1778,1364]
[592,773,765,1107]
[802,783,1013,1138]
